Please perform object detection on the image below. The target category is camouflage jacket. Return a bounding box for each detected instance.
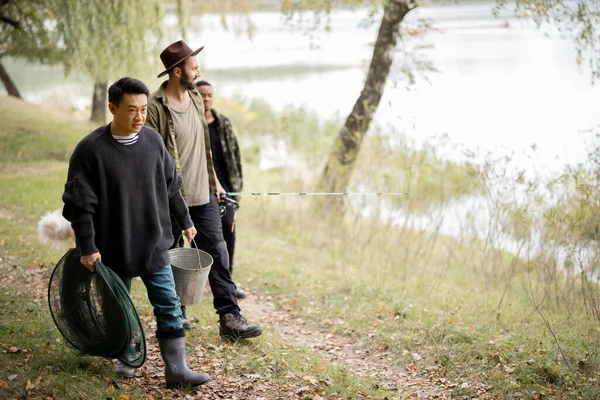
[211,108,243,194]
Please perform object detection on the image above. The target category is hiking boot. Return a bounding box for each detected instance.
[181,305,191,330]
[114,360,134,378]
[219,313,262,340]
[234,286,247,299]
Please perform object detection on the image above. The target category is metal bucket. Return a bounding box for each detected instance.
[169,247,212,306]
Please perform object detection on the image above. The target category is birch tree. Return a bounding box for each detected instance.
[283,0,419,205]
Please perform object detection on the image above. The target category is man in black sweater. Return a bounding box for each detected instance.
[62,77,210,387]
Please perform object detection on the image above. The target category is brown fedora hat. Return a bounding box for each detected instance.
[157,40,204,78]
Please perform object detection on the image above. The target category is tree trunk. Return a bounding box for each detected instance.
[0,58,22,98]
[90,81,107,123]
[316,0,413,207]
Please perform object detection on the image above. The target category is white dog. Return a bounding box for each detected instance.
[37,209,75,251]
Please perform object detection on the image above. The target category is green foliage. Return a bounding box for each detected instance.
[353,134,484,214]
[0,0,60,61]
[1,1,166,84]
[216,94,342,163]
[281,0,379,19]
[495,0,600,81]
[543,167,600,246]
[191,0,256,38]
[52,0,165,83]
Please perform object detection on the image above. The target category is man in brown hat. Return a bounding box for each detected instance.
[146,40,262,340]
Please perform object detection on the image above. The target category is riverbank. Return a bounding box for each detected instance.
[1,95,599,399]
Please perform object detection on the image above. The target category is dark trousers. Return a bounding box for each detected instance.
[171,194,239,315]
[221,201,236,276]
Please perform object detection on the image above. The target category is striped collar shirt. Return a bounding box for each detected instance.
[112,133,139,145]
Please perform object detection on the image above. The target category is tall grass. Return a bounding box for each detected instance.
[222,97,600,397]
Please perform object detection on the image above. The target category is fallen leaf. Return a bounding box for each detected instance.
[303,376,318,386]
[0,380,8,390]
[25,379,34,391]
[7,375,17,381]
[243,373,262,381]
[504,365,515,373]
[296,386,310,394]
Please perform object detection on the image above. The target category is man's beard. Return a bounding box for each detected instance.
[180,71,196,90]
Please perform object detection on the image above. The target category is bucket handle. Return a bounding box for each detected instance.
[174,235,204,271]
[172,216,203,271]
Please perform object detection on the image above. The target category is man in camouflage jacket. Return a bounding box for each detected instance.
[196,80,246,298]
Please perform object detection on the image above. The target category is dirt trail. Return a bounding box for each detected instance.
[240,291,457,399]
[7,262,464,399]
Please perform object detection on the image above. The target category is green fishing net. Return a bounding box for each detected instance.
[48,248,146,368]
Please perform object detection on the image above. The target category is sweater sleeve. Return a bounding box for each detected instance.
[62,159,99,255]
[165,152,193,231]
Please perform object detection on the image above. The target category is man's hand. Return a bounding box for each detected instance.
[183,226,197,243]
[215,175,227,202]
[80,252,101,272]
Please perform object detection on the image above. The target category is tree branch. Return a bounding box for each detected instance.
[0,14,20,29]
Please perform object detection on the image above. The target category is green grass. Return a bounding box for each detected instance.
[232,194,600,398]
[1,94,600,398]
[0,96,94,165]
[0,166,396,399]
[0,290,145,399]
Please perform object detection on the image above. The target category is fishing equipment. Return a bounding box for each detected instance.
[226,191,408,197]
[48,248,146,367]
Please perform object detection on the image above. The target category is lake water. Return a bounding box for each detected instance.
[3,1,600,176]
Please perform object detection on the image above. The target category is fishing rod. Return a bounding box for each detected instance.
[219,192,406,232]
[225,192,408,196]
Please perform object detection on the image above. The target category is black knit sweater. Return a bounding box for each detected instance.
[62,124,193,278]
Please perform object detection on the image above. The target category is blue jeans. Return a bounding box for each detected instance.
[121,265,183,332]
